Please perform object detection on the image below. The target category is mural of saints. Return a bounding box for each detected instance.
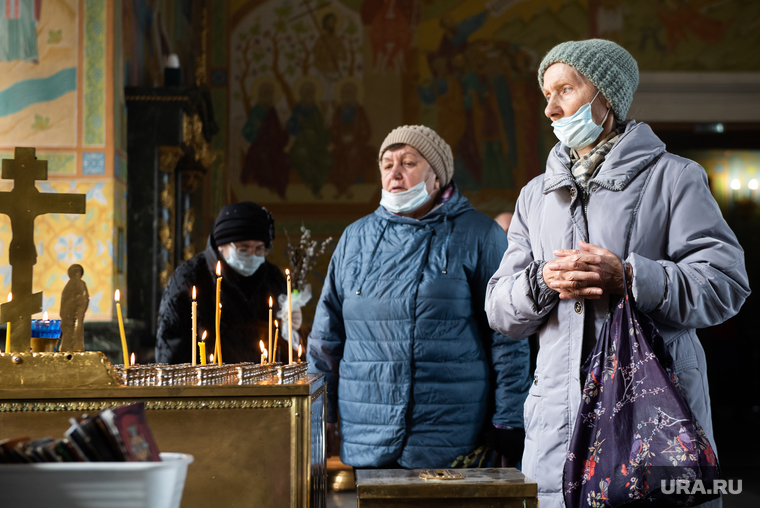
[241,79,291,199]
[225,0,756,209]
[229,0,363,201]
[329,79,375,199]
[285,78,332,198]
[313,12,346,81]
[417,55,466,166]
[0,0,41,62]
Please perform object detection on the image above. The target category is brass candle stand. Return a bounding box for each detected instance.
[0,351,325,508]
[112,361,307,387]
[276,363,309,384]
[0,352,309,389]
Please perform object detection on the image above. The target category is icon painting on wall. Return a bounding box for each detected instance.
[223,0,759,211]
[230,0,375,204]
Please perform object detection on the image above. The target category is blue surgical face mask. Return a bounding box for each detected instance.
[380,180,431,214]
[551,90,611,150]
[224,246,265,277]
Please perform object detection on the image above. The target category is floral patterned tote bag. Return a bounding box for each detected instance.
[563,264,719,508]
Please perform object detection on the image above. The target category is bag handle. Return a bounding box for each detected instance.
[621,259,631,298]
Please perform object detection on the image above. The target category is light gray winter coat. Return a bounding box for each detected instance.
[486,121,750,508]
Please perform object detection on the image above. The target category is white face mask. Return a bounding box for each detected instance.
[380,181,431,214]
[224,246,265,277]
[551,90,611,150]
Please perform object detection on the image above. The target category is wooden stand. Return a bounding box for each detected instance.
[356,468,538,508]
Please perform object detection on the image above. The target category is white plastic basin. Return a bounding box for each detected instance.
[0,452,194,508]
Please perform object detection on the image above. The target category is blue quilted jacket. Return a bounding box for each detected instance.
[307,188,530,468]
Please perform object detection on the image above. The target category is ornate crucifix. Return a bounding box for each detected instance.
[0,147,86,352]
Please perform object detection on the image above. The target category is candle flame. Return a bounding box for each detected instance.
[43,311,49,321]
[192,286,196,300]
[298,344,302,360]
[285,268,290,276]
[130,352,136,366]
[275,320,279,328]
[114,289,120,302]
[201,330,207,341]
[210,353,214,363]
[7,292,11,302]
[216,261,221,276]
[259,340,265,353]
[269,296,273,307]
[264,349,268,360]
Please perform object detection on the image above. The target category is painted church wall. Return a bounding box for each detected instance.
[0,0,126,321]
[122,0,760,332]
[197,0,760,330]
[213,0,760,218]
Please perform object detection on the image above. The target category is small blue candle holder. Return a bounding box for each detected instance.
[30,319,62,352]
[31,319,62,339]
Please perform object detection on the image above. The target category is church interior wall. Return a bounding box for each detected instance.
[143,0,758,334]
[3,0,760,332]
[0,0,126,321]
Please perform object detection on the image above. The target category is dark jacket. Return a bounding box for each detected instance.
[156,235,287,364]
[307,188,531,468]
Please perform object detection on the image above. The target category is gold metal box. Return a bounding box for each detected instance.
[0,352,326,508]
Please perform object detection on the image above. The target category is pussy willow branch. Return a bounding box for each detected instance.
[284,225,332,291]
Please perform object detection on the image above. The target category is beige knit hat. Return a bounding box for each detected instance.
[379,125,455,187]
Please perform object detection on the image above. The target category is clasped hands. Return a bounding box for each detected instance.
[542,240,631,300]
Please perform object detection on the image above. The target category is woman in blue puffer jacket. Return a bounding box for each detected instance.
[307,125,531,468]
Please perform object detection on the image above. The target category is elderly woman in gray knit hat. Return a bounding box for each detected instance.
[486,39,749,508]
[308,125,531,468]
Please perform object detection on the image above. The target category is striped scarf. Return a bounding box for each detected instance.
[569,127,623,193]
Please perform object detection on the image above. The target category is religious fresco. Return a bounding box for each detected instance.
[227,0,372,204]
[0,1,126,322]
[1,0,753,327]
[215,0,759,218]
[83,0,106,146]
[0,0,78,147]
[0,175,123,321]
[413,4,544,194]
[154,0,751,332]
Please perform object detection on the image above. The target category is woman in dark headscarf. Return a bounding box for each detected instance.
[156,202,287,364]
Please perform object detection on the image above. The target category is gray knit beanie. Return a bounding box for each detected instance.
[379,125,454,187]
[538,39,639,120]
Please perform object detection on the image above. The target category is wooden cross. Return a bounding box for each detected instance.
[0,147,86,352]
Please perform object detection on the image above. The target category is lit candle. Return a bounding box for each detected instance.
[191,286,197,366]
[199,331,207,365]
[4,292,11,354]
[210,353,214,364]
[215,302,223,365]
[215,262,223,365]
[130,352,136,366]
[298,343,302,363]
[286,269,292,365]
[260,340,267,364]
[272,320,279,363]
[268,297,273,366]
[115,290,129,366]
